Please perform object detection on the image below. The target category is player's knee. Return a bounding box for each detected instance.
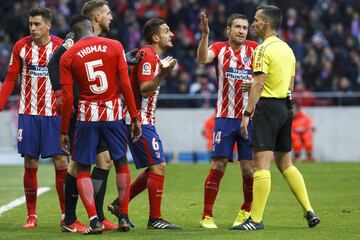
[150,162,166,175]
[240,161,254,178]
[211,158,227,172]
[67,160,77,176]
[95,151,112,170]
[53,155,68,170]
[24,155,38,168]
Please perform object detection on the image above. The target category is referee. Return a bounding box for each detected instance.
[230,5,320,230]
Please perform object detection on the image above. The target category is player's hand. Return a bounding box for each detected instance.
[125,49,145,65]
[200,11,210,35]
[130,118,142,142]
[160,56,177,74]
[62,32,75,50]
[240,116,250,139]
[60,133,70,155]
[54,90,62,116]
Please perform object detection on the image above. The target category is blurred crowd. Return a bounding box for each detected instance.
[0,0,359,107]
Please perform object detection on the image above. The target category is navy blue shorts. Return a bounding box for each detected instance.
[17,114,63,158]
[73,120,127,165]
[68,112,108,154]
[211,117,253,161]
[127,125,165,169]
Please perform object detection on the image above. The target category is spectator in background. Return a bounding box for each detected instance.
[1,0,360,107]
[189,69,216,108]
[292,104,315,162]
[293,82,316,107]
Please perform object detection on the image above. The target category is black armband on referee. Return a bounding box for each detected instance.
[243,110,252,117]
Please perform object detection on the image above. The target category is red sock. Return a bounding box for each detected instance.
[147,172,164,219]
[202,169,224,219]
[77,171,97,219]
[241,175,253,212]
[130,170,149,201]
[116,165,130,215]
[24,167,38,216]
[55,168,67,214]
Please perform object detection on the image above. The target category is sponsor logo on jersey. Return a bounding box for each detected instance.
[29,65,49,77]
[142,62,151,75]
[225,68,252,81]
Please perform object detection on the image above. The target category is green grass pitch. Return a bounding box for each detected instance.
[0,162,359,240]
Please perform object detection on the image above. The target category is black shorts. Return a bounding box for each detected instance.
[251,98,292,152]
[68,112,108,155]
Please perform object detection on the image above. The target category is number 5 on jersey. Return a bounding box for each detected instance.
[85,59,108,94]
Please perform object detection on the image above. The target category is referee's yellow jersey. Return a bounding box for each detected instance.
[253,35,295,98]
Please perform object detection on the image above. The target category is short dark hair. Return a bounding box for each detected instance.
[226,13,248,27]
[81,0,108,18]
[256,5,282,30]
[143,18,165,44]
[28,7,52,22]
[69,15,91,30]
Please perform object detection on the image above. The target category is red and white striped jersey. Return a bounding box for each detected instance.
[60,37,133,125]
[209,40,258,119]
[77,98,122,122]
[7,36,62,116]
[126,45,161,125]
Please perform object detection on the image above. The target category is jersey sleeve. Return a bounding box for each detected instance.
[59,52,73,86]
[291,52,296,77]
[48,45,67,91]
[59,51,74,133]
[7,41,22,74]
[208,42,223,57]
[253,44,269,74]
[115,41,137,119]
[137,50,157,82]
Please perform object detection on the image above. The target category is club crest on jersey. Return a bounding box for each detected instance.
[242,56,251,66]
[142,62,151,75]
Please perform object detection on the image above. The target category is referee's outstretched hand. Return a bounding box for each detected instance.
[240,116,250,139]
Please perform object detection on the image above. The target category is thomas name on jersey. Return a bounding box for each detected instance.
[225,68,253,81]
[76,45,108,58]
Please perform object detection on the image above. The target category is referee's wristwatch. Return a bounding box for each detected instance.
[243,110,252,117]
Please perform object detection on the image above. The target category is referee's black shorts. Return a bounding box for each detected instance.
[251,98,293,152]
